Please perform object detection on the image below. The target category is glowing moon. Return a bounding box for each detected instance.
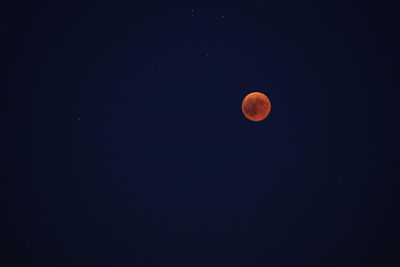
[242,92,271,122]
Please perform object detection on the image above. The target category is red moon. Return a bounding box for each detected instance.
[242,92,271,122]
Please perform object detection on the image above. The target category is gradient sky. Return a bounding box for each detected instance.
[3,3,399,267]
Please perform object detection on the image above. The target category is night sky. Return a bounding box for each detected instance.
[3,2,399,267]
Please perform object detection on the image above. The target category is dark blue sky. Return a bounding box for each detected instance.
[3,2,399,267]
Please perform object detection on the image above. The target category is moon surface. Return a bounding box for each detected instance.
[242,92,271,122]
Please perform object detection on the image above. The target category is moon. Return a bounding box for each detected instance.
[242,92,271,122]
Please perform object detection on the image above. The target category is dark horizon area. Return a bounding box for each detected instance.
[2,2,399,267]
